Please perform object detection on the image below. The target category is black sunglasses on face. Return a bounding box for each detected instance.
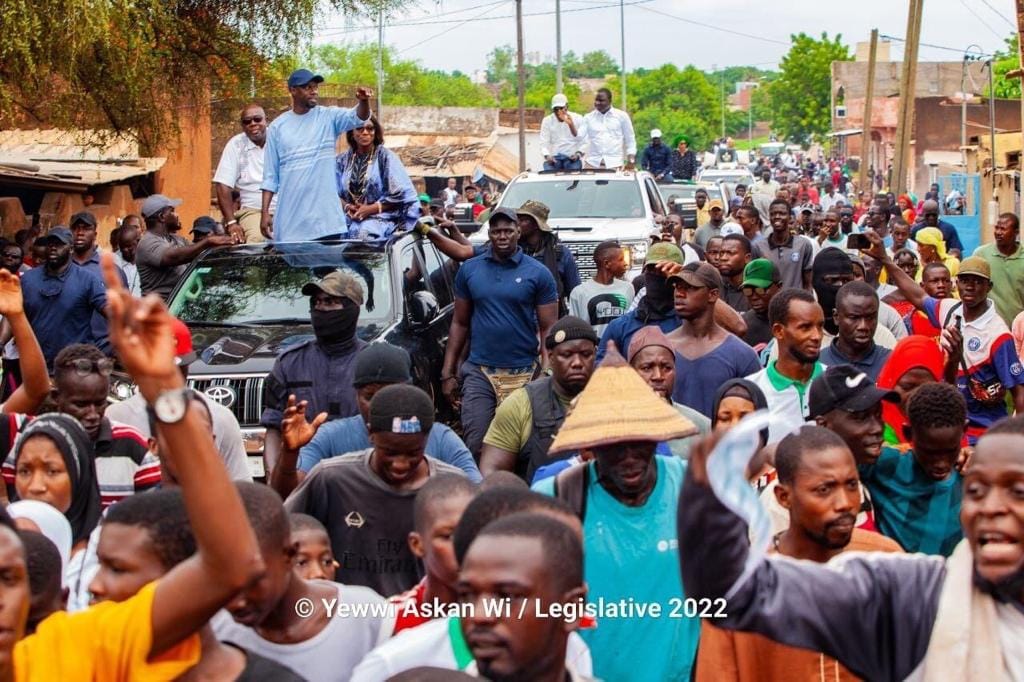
[241,116,264,125]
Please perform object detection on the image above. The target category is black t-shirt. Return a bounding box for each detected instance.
[741,310,773,348]
[283,449,465,596]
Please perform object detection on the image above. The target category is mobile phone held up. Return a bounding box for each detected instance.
[846,233,871,250]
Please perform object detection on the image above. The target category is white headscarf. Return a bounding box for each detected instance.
[8,500,73,583]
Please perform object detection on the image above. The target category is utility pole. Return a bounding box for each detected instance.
[988,59,997,171]
[859,29,878,194]
[892,0,923,194]
[555,0,563,94]
[720,69,726,139]
[377,7,384,115]
[619,0,627,111]
[516,0,526,171]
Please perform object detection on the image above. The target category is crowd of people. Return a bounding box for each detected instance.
[0,65,1021,681]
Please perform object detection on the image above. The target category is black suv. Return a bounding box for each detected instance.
[109,235,457,477]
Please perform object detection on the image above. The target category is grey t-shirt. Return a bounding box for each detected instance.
[212,581,389,682]
[284,449,465,596]
[752,234,814,290]
[568,278,635,336]
[136,231,189,300]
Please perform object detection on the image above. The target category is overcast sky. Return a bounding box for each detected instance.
[312,0,1012,76]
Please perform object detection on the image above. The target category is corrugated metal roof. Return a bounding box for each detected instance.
[0,129,165,191]
[387,134,519,182]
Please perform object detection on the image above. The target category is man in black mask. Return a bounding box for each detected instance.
[260,270,366,478]
[597,242,683,362]
[811,247,856,336]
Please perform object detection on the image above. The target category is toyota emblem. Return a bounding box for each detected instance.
[204,385,237,408]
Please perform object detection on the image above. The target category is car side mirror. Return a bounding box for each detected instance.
[407,290,439,328]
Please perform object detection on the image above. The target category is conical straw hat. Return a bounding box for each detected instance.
[549,341,698,454]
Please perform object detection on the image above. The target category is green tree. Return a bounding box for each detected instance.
[564,50,620,79]
[766,32,851,144]
[0,0,407,149]
[990,35,1021,99]
[486,46,515,84]
[314,44,494,107]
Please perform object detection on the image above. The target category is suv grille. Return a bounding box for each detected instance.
[188,376,265,426]
[561,239,647,280]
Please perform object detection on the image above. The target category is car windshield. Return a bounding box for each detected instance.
[701,171,752,184]
[500,179,645,219]
[168,243,393,337]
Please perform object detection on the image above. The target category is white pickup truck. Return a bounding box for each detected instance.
[477,169,668,280]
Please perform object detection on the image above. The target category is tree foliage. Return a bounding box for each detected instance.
[990,35,1021,100]
[0,0,406,149]
[765,32,850,144]
[313,44,494,107]
[563,51,620,79]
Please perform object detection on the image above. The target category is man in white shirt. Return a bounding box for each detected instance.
[442,177,460,207]
[111,220,142,297]
[819,181,847,213]
[214,104,271,244]
[540,93,585,171]
[581,88,636,170]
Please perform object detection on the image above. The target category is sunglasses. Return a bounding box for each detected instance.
[356,125,376,132]
[241,116,264,125]
[58,358,114,377]
[742,284,776,296]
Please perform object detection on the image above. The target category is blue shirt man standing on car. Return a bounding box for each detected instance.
[260,69,373,243]
[261,270,367,480]
[641,129,673,182]
[441,207,559,457]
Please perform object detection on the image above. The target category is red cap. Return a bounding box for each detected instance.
[171,317,197,366]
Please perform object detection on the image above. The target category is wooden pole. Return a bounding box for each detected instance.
[859,29,879,194]
[516,0,526,172]
[892,0,924,194]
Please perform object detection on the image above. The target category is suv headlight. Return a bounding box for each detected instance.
[626,241,648,270]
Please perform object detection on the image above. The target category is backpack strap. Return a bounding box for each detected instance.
[552,461,589,521]
[941,301,963,330]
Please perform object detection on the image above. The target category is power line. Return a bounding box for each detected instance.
[958,0,1007,40]
[315,0,656,38]
[396,0,510,54]
[978,0,1016,29]
[316,0,507,34]
[634,5,791,46]
[881,34,993,58]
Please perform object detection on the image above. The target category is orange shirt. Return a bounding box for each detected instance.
[695,529,902,682]
[14,581,200,681]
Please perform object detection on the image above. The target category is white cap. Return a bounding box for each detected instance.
[551,94,568,108]
[650,128,663,139]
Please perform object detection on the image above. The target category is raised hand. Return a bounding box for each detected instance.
[0,270,24,316]
[280,394,327,452]
[101,252,181,399]
[355,86,375,101]
[860,228,889,263]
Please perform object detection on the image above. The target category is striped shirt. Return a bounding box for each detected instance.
[2,416,159,508]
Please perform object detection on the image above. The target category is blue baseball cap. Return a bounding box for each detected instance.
[36,227,72,246]
[287,69,324,88]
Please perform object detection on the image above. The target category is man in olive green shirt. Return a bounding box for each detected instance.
[973,212,1024,325]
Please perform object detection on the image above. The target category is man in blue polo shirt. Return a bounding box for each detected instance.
[910,199,964,259]
[21,227,109,367]
[441,207,558,456]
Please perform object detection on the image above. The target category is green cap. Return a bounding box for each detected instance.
[644,242,684,267]
[301,271,365,307]
[741,259,780,289]
[418,193,430,203]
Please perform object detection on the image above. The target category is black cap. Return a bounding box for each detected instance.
[191,216,220,234]
[808,365,899,418]
[487,207,519,227]
[353,343,412,388]
[69,211,97,228]
[544,315,599,350]
[367,384,435,435]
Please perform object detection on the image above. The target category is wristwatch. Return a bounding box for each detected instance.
[148,388,195,424]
